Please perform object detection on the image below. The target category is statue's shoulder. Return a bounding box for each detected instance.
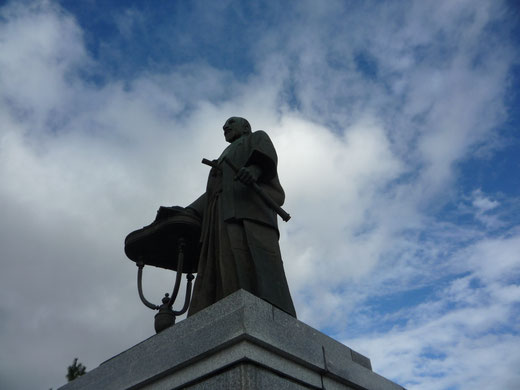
[249,130,277,159]
[252,130,269,137]
[250,130,272,142]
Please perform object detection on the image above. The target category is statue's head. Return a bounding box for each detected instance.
[223,117,251,143]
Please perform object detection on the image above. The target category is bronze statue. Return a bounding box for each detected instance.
[185,117,296,317]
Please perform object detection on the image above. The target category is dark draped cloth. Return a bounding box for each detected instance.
[187,131,296,317]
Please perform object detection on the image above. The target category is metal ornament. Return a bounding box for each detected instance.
[125,207,201,333]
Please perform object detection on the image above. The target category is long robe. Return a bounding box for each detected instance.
[187,130,296,317]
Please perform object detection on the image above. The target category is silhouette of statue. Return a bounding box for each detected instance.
[186,117,296,317]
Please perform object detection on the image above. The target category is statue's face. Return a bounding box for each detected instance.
[223,117,244,143]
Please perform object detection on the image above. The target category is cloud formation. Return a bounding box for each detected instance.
[0,1,518,389]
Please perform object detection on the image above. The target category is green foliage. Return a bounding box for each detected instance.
[66,358,87,382]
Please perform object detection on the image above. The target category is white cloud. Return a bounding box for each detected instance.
[0,0,518,389]
[345,232,520,390]
[0,1,87,128]
[472,189,499,212]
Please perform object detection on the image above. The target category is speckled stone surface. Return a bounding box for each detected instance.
[59,290,404,390]
[183,363,316,390]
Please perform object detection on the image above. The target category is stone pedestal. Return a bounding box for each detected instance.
[59,290,404,389]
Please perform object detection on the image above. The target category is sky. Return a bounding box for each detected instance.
[0,0,519,389]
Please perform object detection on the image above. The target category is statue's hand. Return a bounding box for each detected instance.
[236,165,261,185]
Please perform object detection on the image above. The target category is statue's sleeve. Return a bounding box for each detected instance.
[245,131,278,182]
[186,193,206,219]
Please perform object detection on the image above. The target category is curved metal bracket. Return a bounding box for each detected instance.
[167,238,186,308]
[135,237,195,331]
[173,273,194,315]
[136,259,160,310]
